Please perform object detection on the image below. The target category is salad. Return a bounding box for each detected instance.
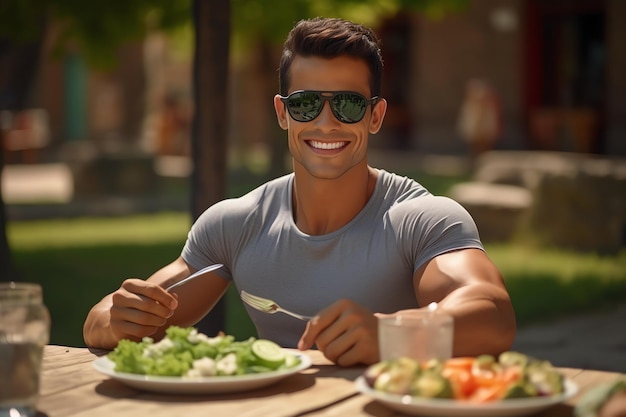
[108,326,301,377]
[363,351,566,403]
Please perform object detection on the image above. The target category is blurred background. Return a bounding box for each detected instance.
[1,0,624,353]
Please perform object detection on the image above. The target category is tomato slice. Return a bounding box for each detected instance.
[443,357,475,372]
[442,367,476,399]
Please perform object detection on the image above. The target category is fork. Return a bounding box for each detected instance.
[240,290,313,321]
[165,263,223,291]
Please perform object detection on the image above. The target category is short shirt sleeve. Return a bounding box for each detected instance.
[387,195,484,273]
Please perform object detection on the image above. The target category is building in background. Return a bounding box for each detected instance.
[378,0,623,156]
[4,0,624,166]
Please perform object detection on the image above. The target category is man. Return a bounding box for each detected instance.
[83,17,516,366]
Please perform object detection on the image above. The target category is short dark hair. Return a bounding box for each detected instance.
[278,17,384,97]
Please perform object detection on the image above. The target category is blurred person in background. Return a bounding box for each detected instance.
[458,78,502,165]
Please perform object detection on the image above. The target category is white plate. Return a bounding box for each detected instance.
[355,376,578,417]
[93,353,311,394]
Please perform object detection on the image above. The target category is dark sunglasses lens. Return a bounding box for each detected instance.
[287,92,322,121]
[331,93,368,123]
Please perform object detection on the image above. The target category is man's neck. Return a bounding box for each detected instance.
[292,164,378,235]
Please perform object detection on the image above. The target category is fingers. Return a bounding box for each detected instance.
[298,299,379,366]
[121,279,178,310]
[108,279,178,341]
[297,313,334,351]
[298,300,349,351]
[108,315,162,342]
[324,325,378,367]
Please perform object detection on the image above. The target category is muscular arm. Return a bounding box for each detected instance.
[299,248,515,366]
[413,248,516,356]
[83,256,230,350]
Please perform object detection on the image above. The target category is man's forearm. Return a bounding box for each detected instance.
[438,283,516,356]
[83,296,118,350]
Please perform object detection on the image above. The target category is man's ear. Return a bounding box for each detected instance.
[274,95,289,130]
[368,98,387,134]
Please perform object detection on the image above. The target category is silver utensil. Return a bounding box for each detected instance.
[240,290,313,321]
[165,263,223,291]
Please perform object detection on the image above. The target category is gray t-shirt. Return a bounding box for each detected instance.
[182,169,483,347]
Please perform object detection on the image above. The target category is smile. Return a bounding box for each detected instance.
[308,141,348,150]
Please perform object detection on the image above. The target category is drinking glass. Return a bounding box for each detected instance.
[378,311,453,362]
[0,282,50,417]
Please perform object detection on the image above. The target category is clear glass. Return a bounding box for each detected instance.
[0,282,50,417]
[378,312,454,362]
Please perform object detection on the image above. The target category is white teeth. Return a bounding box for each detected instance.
[309,141,346,150]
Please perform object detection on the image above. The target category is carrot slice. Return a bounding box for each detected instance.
[438,356,525,402]
[467,385,507,403]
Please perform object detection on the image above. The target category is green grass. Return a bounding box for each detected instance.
[8,211,626,347]
[7,212,257,347]
[485,244,626,326]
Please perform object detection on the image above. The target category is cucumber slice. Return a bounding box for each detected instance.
[284,353,301,368]
[251,339,286,369]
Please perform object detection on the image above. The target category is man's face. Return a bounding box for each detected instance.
[274,55,387,180]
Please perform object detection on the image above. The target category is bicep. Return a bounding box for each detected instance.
[413,249,516,355]
[413,248,506,306]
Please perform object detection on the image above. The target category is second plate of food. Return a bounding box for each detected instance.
[355,376,578,417]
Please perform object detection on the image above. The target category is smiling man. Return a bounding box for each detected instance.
[83,17,516,366]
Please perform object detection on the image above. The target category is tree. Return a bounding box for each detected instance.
[0,0,232,332]
[0,3,51,280]
[0,0,467,293]
[0,24,46,280]
[191,0,230,335]
[0,0,193,281]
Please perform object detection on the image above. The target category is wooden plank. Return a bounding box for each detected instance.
[37,346,625,417]
[40,370,358,417]
[37,346,362,417]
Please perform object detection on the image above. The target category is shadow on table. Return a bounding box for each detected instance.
[311,363,365,381]
[360,398,576,417]
[94,371,318,402]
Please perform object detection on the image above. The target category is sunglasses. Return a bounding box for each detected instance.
[279,90,379,124]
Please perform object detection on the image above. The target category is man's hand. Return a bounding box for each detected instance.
[297,299,379,366]
[84,256,230,350]
[108,278,179,342]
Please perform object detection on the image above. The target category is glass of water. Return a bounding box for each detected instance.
[0,282,50,417]
[378,311,454,362]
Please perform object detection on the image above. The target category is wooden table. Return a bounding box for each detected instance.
[38,345,623,417]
